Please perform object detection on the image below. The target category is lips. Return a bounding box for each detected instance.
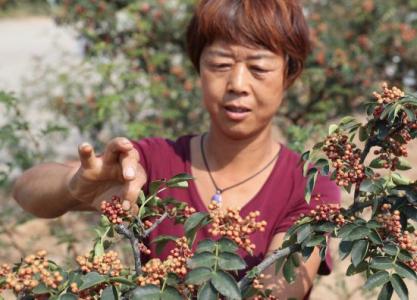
[223,104,251,113]
[223,104,251,121]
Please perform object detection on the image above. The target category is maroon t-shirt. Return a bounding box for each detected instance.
[133,135,340,277]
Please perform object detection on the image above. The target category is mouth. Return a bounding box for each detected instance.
[223,104,251,113]
[222,104,251,121]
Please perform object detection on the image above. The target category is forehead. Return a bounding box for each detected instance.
[203,40,281,60]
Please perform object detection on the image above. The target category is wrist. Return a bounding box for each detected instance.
[64,164,84,207]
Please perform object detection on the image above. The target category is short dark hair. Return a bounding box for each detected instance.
[186,0,311,88]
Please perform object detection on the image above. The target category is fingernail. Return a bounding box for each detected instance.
[124,167,135,179]
[122,200,131,211]
[80,142,90,149]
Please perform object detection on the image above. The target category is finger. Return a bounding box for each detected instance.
[120,148,140,181]
[78,142,98,169]
[102,137,133,164]
[122,165,147,214]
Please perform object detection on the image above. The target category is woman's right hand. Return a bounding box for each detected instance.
[67,137,146,214]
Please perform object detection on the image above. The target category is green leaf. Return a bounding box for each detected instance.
[394,262,417,281]
[370,257,393,270]
[211,270,241,300]
[338,224,357,240]
[339,241,353,260]
[149,179,166,195]
[161,286,183,300]
[110,277,136,286]
[58,294,78,300]
[290,253,300,267]
[217,238,239,253]
[100,215,111,227]
[274,256,286,275]
[347,226,370,241]
[218,252,247,271]
[185,212,210,233]
[166,173,194,188]
[301,150,310,163]
[360,179,381,193]
[101,285,119,300]
[392,173,412,186]
[196,239,216,254]
[79,272,107,291]
[390,274,408,300]
[197,282,218,300]
[396,157,412,171]
[346,261,368,276]
[303,235,326,247]
[359,126,369,142]
[165,273,180,287]
[370,158,385,169]
[315,222,336,233]
[366,220,381,229]
[363,271,390,290]
[328,124,339,135]
[403,107,416,122]
[185,268,212,285]
[383,244,399,256]
[368,230,383,245]
[301,246,315,261]
[404,206,417,221]
[152,235,178,256]
[377,282,393,300]
[351,240,369,267]
[184,212,210,246]
[188,252,216,269]
[94,241,105,258]
[305,169,318,204]
[131,285,161,300]
[314,158,330,176]
[283,257,296,283]
[297,223,312,244]
[32,283,50,294]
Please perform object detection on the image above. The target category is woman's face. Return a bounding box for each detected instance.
[199,39,286,139]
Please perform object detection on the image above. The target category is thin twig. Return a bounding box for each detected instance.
[115,224,142,276]
[353,137,377,203]
[237,244,300,292]
[343,199,375,216]
[144,212,169,237]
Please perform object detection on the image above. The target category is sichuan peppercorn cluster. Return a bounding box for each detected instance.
[323,133,365,187]
[207,201,267,253]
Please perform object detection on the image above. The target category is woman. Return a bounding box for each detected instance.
[13,0,340,298]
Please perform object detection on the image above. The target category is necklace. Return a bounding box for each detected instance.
[200,133,280,204]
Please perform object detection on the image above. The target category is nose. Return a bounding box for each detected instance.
[227,63,249,96]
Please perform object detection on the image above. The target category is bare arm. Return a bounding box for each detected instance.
[261,232,321,299]
[13,138,146,219]
[13,161,83,218]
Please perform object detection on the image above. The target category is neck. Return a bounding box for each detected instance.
[204,125,279,172]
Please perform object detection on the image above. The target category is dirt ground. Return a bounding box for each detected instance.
[1,17,417,300]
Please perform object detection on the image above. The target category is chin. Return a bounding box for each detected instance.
[218,124,268,141]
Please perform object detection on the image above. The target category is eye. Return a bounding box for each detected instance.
[212,63,231,71]
[250,66,268,73]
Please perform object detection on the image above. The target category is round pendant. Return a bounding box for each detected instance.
[211,191,222,204]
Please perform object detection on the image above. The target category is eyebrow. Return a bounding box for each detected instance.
[206,49,276,60]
